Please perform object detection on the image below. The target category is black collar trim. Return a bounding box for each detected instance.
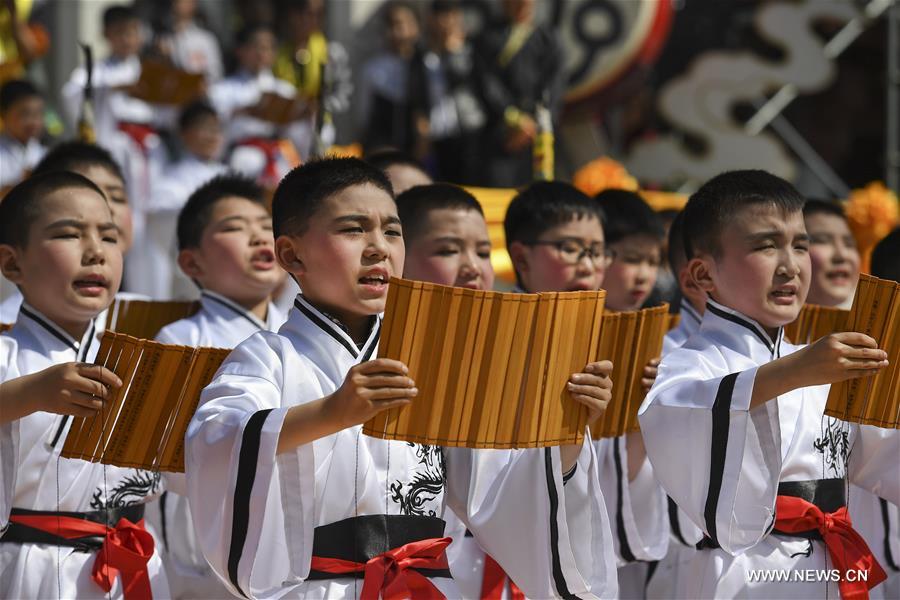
[705,301,776,354]
[19,305,78,352]
[294,297,360,359]
[201,291,265,330]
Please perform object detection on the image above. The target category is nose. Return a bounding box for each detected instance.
[365,230,390,262]
[459,250,482,281]
[83,233,106,266]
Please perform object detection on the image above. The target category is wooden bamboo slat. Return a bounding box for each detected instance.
[362,278,608,448]
[784,304,850,345]
[104,298,200,341]
[824,274,900,429]
[61,331,230,472]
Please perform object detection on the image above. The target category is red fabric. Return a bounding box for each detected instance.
[236,138,283,187]
[481,554,525,600]
[775,495,886,600]
[117,122,158,155]
[9,514,154,600]
[310,536,451,599]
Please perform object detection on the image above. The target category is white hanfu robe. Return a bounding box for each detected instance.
[646,300,704,600]
[147,290,285,599]
[185,295,618,599]
[0,304,169,599]
[638,299,900,599]
[850,485,900,600]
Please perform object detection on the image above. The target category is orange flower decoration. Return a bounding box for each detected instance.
[326,143,364,159]
[573,157,639,196]
[844,181,899,273]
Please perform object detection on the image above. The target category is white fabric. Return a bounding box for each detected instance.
[147,291,285,599]
[166,23,224,82]
[638,298,900,598]
[849,485,900,600]
[185,295,618,598]
[208,70,295,146]
[0,134,45,187]
[0,304,169,599]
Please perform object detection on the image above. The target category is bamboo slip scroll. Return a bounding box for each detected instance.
[784,304,849,345]
[591,304,670,439]
[824,274,900,429]
[362,278,607,448]
[61,331,230,472]
[104,298,200,341]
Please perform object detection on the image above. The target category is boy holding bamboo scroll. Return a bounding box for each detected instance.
[184,158,618,598]
[0,172,170,598]
[639,170,899,599]
[505,183,669,596]
[145,174,287,599]
[801,201,899,600]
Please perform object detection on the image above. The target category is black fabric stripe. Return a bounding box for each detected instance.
[703,373,738,546]
[562,463,578,485]
[159,492,169,551]
[667,496,688,547]
[544,448,580,600]
[613,438,637,562]
[881,498,900,572]
[20,306,77,351]
[50,320,96,449]
[49,416,70,448]
[359,318,381,363]
[705,303,773,352]
[227,408,274,598]
[294,299,358,359]
[203,293,263,329]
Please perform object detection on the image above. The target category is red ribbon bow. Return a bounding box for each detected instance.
[236,138,285,188]
[481,554,525,600]
[310,536,452,600]
[774,495,886,600]
[10,514,154,600]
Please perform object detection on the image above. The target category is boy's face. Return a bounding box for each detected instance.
[403,207,494,290]
[182,114,224,162]
[105,20,143,59]
[74,164,133,253]
[805,212,860,307]
[0,188,122,333]
[387,6,420,53]
[2,96,44,144]
[697,204,810,329]
[511,214,606,293]
[237,31,276,73]
[604,234,661,311]
[179,197,282,304]
[276,183,404,322]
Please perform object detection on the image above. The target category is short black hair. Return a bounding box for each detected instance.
[103,5,139,29]
[272,157,394,237]
[431,0,462,15]
[32,141,126,182]
[871,227,900,283]
[365,149,427,174]
[177,174,266,250]
[0,172,106,248]
[234,23,273,47]
[666,210,687,274]
[396,183,483,242]
[803,198,847,220]
[178,100,218,131]
[0,79,41,113]
[594,189,664,245]
[504,181,604,245]
[683,170,805,258]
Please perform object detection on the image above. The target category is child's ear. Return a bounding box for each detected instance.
[687,256,715,294]
[275,236,305,276]
[508,241,529,277]
[177,249,204,280]
[0,245,24,285]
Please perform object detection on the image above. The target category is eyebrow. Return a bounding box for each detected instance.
[746,231,809,242]
[334,214,402,226]
[45,219,117,231]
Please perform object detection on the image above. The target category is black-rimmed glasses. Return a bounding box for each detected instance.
[523,239,615,266]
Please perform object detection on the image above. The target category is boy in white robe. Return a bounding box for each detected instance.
[147,175,286,599]
[185,158,619,599]
[0,79,46,190]
[0,172,168,598]
[803,201,900,600]
[639,169,900,599]
[505,182,668,597]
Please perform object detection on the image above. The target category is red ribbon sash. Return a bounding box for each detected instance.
[9,514,154,600]
[310,536,451,600]
[117,122,158,155]
[481,554,525,600]
[774,495,886,600]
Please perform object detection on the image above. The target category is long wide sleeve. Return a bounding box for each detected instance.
[0,337,20,530]
[638,349,784,555]
[850,424,900,507]
[444,434,618,599]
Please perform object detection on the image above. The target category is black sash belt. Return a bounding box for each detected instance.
[697,478,846,550]
[306,514,452,580]
[0,505,145,552]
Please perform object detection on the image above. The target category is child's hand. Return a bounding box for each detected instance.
[641,358,660,392]
[567,360,614,424]
[326,359,418,429]
[30,362,121,417]
[793,332,888,387]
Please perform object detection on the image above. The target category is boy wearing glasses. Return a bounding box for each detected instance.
[505,182,669,598]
